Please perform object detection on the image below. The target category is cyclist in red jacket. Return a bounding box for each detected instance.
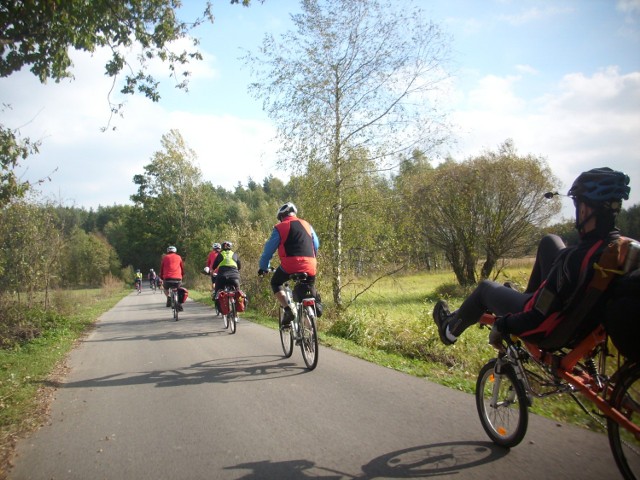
[203,242,221,290]
[258,202,321,326]
[160,245,185,309]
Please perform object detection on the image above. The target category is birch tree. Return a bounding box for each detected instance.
[247,0,452,309]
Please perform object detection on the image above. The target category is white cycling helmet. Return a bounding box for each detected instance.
[212,242,221,250]
[167,246,177,253]
[277,202,297,221]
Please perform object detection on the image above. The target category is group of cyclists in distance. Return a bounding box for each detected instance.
[132,201,322,320]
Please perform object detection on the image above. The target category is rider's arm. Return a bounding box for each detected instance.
[211,253,222,270]
[496,246,583,336]
[234,253,241,271]
[259,228,281,271]
[310,225,320,253]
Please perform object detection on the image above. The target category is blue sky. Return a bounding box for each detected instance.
[2,0,639,220]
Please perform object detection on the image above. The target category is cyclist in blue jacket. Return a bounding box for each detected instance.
[258,202,321,326]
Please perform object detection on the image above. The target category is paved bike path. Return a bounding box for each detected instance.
[9,288,621,479]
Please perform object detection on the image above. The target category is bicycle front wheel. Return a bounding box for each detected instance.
[608,362,640,480]
[279,307,293,358]
[229,300,237,334]
[476,358,528,447]
[299,308,318,370]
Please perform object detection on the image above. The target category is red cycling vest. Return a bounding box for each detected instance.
[275,216,317,276]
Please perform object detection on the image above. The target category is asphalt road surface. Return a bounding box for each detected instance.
[9,288,622,479]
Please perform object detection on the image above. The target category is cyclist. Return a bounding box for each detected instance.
[210,241,242,311]
[433,167,631,350]
[148,268,157,289]
[203,242,221,290]
[258,202,321,327]
[160,245,185,310]
[134,269,143,292]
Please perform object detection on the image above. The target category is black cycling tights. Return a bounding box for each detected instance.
[450,234,566,337]
[524,234,566,293]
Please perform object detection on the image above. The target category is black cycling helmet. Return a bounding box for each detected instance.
[568,167,630,236]
[277,202,297,221]
[568,167,630,209]
[221,241,233,250]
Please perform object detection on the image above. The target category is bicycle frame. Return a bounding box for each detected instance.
[480,313,640,440]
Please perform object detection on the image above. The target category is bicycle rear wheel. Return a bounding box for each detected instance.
[476,358,529,447]
[172,291,179,322]
[299,307,318,370]
[229,300,237,334]
[279,307,293,358]
[608,362,640,480]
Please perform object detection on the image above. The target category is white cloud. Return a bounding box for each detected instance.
[498,6,573,26]
[617,0,640,14]
[466,74,526,111]
[515,64,538,75]
[449,67,640,219]
[1,48,281,209]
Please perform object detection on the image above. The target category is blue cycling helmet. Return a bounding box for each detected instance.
[568,167,630,209]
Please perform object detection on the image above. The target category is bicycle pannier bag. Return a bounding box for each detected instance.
[604,267,640,362]
[178,287,189,304]
[235,290,247,312]
[217,291,230,315]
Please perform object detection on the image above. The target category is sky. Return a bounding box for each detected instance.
[1,0,639,221]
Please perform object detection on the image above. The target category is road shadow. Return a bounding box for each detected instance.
[43,355,311,390]
[223,441,508,479]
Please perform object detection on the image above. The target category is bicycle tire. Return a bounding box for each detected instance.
[172,291,179,322]
[229,299,237,334]
[608,362,640,480]
[279,307,294,358]
[300,307,318,370]
[476,358,528,447]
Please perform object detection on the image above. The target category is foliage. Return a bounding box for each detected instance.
[60,228,120,287]
[0,1,215,111]
[0,200,64,306]
[618,204,640,240]
[409,140,561,285]
[0,123,41,208]
[393,149,446,271]
[246,0,452,308]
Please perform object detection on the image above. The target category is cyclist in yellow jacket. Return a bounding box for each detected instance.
[210,241,242,309]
